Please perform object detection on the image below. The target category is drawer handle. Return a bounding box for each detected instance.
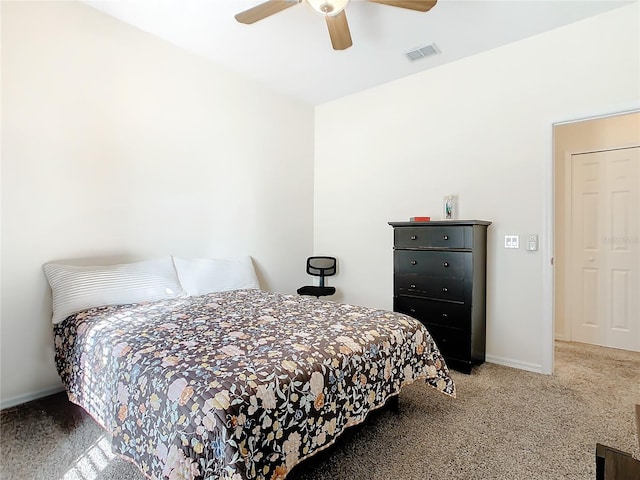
[410,260,417,265]
[443,262,449,267]
[442,287,448,293]
[410,284,416,288]
[410,235,417,240]
[443,235,449,240]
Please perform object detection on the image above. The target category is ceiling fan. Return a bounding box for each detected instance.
[234,0,438,50]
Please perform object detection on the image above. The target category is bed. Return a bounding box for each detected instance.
[47,257,455,480]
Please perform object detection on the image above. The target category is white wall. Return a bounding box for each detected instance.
[1,1,315,407]
[314,4,640,372]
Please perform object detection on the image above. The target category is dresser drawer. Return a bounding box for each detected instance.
[394,226,467,249]
[423,324,470,361]
[394,296,470,330]
[395,274,465,302]
[394,250,467,277]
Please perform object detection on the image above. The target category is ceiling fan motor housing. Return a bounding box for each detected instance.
[307,0,350,16]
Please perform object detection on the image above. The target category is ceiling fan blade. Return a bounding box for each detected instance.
[235,0,299,24]
[325,10,353,50]
[367,0,437,13]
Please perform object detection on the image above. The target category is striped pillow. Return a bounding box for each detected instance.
[44,257,185,324]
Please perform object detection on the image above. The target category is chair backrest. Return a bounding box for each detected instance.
[306,256,336,280]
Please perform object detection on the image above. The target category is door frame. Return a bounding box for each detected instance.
[550,109,640,373]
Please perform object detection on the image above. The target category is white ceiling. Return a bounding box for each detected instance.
[84,0,633,105]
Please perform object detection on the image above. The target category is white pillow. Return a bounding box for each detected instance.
[44,257,185,324]
[172,256,260,296]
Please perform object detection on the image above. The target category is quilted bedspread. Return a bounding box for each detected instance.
[53,289,455,480]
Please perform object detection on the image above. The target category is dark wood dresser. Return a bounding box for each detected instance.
[389,220,491,373]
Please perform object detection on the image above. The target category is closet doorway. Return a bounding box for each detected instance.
[554,111,640,353]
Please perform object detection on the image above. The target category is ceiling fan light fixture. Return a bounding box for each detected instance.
[306,0,349,16]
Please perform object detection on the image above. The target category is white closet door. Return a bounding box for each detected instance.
[570,147,639,351]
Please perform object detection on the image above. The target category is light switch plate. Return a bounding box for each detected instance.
[505,235,520,248]
[527,234,538,251]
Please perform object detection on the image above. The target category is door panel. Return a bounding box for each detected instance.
[570,147,639,351]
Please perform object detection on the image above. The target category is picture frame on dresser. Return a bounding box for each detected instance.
[388,220,491,374]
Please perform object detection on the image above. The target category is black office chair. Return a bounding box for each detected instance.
[297,256,337,298]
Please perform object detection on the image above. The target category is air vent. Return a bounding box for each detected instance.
[406,43,440,62]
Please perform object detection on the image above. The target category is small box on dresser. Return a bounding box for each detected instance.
[388,220,491,374]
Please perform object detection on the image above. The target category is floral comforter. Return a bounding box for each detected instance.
[54,289,455,480]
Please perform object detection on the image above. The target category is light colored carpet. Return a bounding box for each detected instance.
[1,341,639,480]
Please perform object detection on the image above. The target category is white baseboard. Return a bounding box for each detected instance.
[486,355,544,374]
[1,385,65,411]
